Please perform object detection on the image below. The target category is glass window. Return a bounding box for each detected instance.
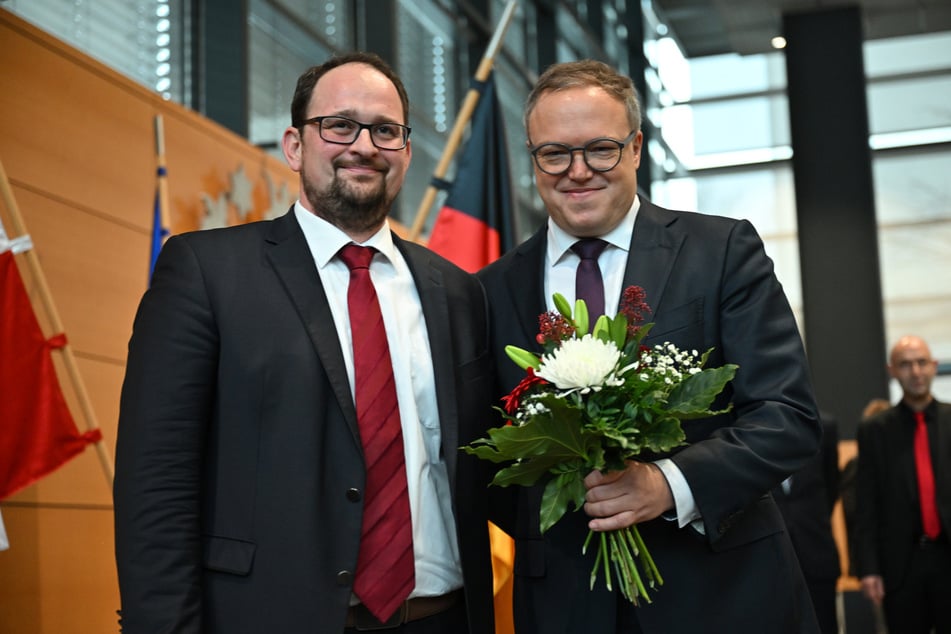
[868,75,951,136]
[688,52,787,100]
[683,95,790,158]
[874,149,951,360]
[865,31,951,78]
[5,0,186,102]
[248,0,333,148]
[653,167,802,316]
[393,0,458,228]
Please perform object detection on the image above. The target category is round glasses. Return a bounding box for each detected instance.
[301,115,411,150]
[529,131,638,176]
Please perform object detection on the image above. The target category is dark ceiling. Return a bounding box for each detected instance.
[651,0,951,58]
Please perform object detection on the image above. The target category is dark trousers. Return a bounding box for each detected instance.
[883,540,951,634]
[805,577,838,634]
[344,598,468,634]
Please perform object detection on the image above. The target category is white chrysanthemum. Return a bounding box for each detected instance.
[536,334,622,390]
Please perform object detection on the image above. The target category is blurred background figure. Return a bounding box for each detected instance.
[773,413,841,634]
[853,335,951,634]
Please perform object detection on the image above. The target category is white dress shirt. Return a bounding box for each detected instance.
[543,197,702,529]
[294,203,463,597]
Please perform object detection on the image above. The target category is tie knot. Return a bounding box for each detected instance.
[338,244,375,271]
[915,410,927,425]
[571,238,608,261]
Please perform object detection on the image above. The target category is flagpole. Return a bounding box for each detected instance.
[0,158,115,487]
[154,114,171,237]
[407,0,519,242]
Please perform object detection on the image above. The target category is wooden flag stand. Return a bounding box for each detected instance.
[408,0,519,242]
[0,158,114,487]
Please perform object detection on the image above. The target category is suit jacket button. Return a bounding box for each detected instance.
[346,488,361,502]
[337,570,353,586]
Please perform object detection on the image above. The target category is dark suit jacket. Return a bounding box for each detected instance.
[852,399,951,591]
[772,415,841,582]
[477,197,822,633]
[113,210,495,633]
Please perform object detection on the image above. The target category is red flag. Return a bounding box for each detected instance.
[0,249,100,500]
[427,74,516,272]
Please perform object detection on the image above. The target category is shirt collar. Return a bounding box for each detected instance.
[546,195,640,265]
[294,201,397,268]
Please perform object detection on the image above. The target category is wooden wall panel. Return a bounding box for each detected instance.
[0,505,117,634]
[11,186,147,361]
[0,16,155,226]
[0,9,297,633]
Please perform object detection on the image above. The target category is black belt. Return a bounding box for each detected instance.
[345,590,462,631]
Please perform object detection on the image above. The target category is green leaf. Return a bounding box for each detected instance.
[539,471,586,533]
[465,400,593,463]
[666,364,738,414]
[639,415,686,453]
[491,455,570,487]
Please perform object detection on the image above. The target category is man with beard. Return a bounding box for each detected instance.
[114,52,496,634]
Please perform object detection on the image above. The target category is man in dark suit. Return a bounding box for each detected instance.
[853,335,951,634]
[772,415,842,634]
[478,59,822,633]
[114,52,495,634]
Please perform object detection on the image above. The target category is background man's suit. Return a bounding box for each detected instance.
[114,210,495,633]
[772,415,842,634]
[853,400,951,625]
[478,197,822,633]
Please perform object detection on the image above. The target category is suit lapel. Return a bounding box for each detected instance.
[504,228,549,345]
[624,198,685,316]
[264,210,360,446]
[395,236,460,486]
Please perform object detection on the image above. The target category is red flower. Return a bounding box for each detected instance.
[537,311,576,345]
[619,286,651,338]
[501,367,547,415]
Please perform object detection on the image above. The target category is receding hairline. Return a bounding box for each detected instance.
[889,335,933,365]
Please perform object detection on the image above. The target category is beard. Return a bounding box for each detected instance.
[302,158,394,236]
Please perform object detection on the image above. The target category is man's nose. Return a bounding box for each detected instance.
[350,127,378,152]
[566,150,592,178]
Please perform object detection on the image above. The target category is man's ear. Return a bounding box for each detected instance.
[282,126,303,172]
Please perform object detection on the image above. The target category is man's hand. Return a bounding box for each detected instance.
[583,461,674,531]
[860,575,885,605]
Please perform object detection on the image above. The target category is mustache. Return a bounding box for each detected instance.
[333,157,386,172]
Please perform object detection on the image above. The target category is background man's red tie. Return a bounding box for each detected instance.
[913,410,942,539]
[338,244,415,622]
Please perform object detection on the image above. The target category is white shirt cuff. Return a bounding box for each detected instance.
[655,458,702,530]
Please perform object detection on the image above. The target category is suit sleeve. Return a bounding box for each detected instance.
[114,235,217,633]
[670,219,822,543]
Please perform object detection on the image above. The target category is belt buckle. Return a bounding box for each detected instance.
[352,602,406,631]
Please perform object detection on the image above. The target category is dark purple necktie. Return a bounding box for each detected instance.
[338,244,415,622]
[571,238,608,320]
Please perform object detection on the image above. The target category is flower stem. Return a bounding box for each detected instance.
[586,525,662,606]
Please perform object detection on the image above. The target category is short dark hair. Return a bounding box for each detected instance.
[524,59,641,140]
[290,51,410,129]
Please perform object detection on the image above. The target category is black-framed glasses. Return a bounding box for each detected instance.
[529,130,638,176]
[301,115,411,150]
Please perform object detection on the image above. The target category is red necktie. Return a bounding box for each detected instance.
[338,244,415,622]
[571,239,608,322]
[913,410,942,540]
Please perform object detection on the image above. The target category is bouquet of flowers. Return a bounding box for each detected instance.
[464,286,737,605]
